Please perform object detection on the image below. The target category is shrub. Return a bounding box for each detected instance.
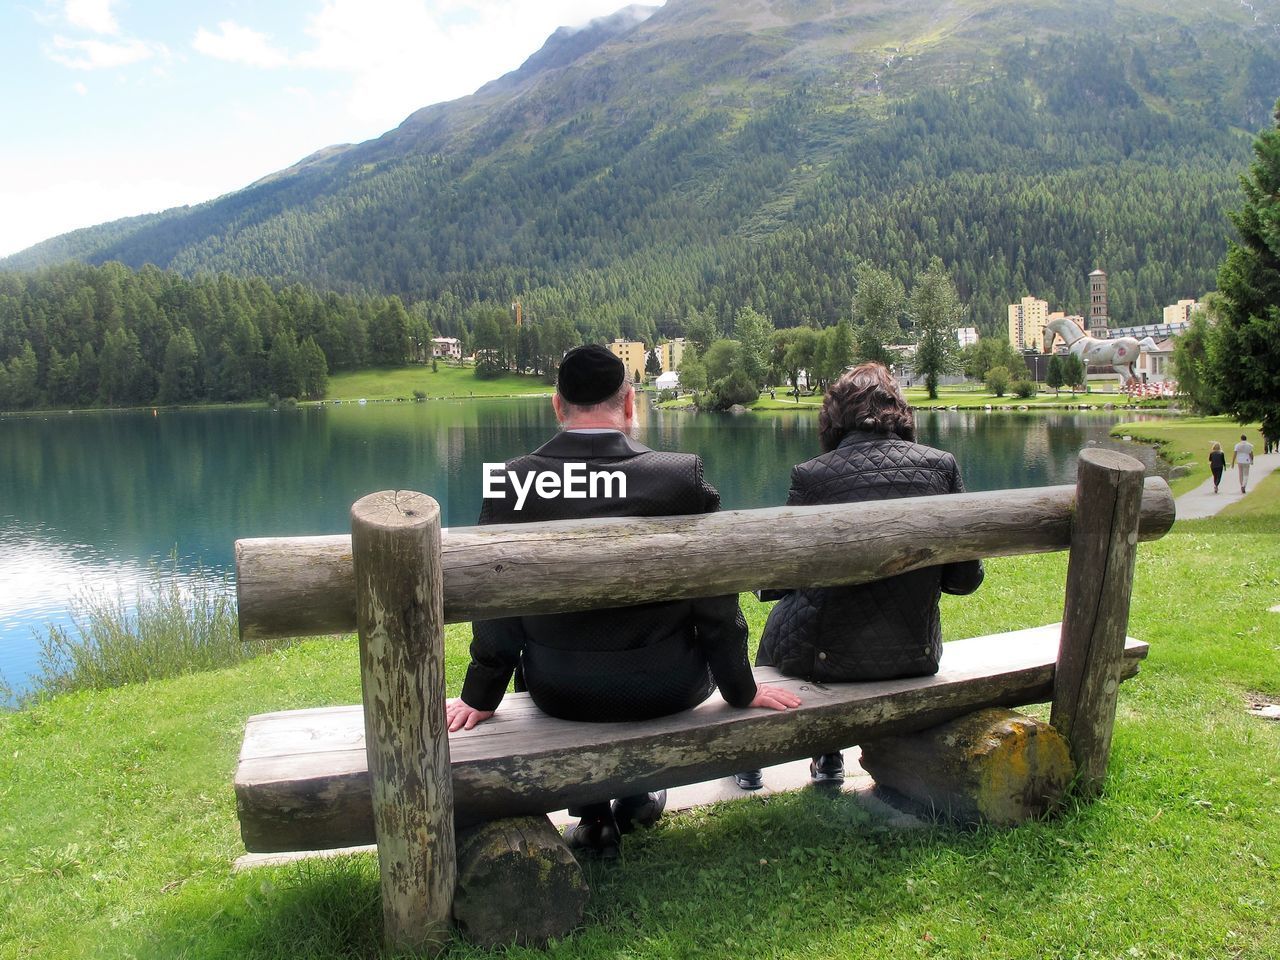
[984,365,1011,397]
[657,388,678,403]
[1012,379,1037,399]
[707,370,760,410]
[13,563,300,702]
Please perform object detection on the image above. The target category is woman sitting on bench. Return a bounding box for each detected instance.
[736,362,985,790]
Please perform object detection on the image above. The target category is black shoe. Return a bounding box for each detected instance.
[810,752,845,786]
[734,770,764,791]
[613,790,667,834]
[564,813,621,860]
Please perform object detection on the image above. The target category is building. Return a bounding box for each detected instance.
[658,338,687,373]
[1008,296,1049,352]
[655,371,680,391]
[1107,321,1190,341]
[1135,338,1176,384]
[956,327,978,349]
[1163,299,1198,325]
[1087,268,1109,337]
[431,337,462,360]
[607,339,648,381]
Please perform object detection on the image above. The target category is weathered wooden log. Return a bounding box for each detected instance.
[453,816,588,949]
[237,478,1175,640]
[859,707,1075,825]
[235,625,1148,853]
[1051,449,1146,799]
[351,491,455,955]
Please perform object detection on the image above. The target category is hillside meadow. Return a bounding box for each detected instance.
[1,423,1276,959]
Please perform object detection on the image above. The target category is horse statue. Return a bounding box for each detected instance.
[1044,318,1151,385]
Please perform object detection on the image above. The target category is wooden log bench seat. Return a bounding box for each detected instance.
[231,449,1175,953]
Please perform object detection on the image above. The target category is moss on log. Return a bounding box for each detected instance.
[453,816,588,949]
[859,708,1074,826]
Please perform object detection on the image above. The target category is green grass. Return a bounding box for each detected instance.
[2,501,1279,958]
[661,383,1163,413]
[324,364,551,402]
[1111,415,1263,495]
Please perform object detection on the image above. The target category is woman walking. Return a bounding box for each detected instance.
[1209,441,1226,494]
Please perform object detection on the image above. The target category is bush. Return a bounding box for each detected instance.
[706,370,760,410]
[984,365,1011,397]
[12,563,300,702]
[657,388,678,403]
[413,389,427,401]
[1012,379,1037,399]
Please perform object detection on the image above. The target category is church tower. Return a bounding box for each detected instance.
[1087,268,1109,338]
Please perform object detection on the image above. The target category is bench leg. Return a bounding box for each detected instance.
[454,815,590,949]
[859,707,1075,826]
[352,491,456,955]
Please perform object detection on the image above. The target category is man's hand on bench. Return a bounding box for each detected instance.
[446,699,495,732]
[748,684,802,711]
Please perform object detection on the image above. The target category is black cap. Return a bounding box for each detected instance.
[557,345,626,404]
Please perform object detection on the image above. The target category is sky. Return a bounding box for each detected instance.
[0,0,664,258]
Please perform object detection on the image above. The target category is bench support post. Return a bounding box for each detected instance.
[1051,449,1146,799]
[352,490,455,954]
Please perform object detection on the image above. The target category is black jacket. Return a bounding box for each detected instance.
[460,430,756,721]
[757,429,984,682]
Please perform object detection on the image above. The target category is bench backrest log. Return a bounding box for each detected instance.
[234,448,1173,954]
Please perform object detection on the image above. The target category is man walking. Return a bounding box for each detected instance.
[446,344,800,858]
[1232,433,1254,493]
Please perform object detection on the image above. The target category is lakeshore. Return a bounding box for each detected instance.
[1,419,1277,958]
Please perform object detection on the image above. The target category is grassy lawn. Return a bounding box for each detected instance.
[325,364,551,402]
[3,498,1279,957]
[1111,415,1264,496]
[661,384,1165,413]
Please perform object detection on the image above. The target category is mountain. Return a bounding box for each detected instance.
[5,0,1280,340]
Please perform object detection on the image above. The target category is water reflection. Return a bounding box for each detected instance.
[0,401,1166,696]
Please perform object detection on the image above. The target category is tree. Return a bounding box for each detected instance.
[645,347,662,380]
[985,365,1011,397]
[158,329,200,404]
[1064,353,1087,394]
[908,258,965,399]
[678,345,707,394]
[703,339,741,384]
[851,262,904,366]
[1046,353,1066,396]
[733,307,773,387]
[368,297,410,366]
[299,336,329,400]
[1204,102,1280,440]
[772,328,817,395]
[268,335,303,399]
[472,315,504,379]
[962,337,1024,382]
[5,341,39,408]
[1172,306,1221,414]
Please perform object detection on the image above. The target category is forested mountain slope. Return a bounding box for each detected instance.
[5,0,1279,341]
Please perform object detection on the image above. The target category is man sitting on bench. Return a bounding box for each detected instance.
[445,344,800,859]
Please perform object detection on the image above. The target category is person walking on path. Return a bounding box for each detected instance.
[1232,434,1254,493]
[1209,442,1227,494]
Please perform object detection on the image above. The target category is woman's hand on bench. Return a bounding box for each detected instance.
[748,684,802,711]
[446,698,495,732]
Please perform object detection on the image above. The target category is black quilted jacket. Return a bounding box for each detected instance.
[757,429,984,682]
[460,430,755,721]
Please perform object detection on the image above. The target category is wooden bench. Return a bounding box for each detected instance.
[233,449,1174,953]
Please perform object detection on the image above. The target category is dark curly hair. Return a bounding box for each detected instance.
[818,362,915,452]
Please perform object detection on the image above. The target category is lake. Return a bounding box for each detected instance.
[0,399,1168,697]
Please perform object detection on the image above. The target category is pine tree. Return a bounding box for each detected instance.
[1206,101,1280,440]
[1046,353,1066,396]
[851,263,904,366]
[908,258,965,400]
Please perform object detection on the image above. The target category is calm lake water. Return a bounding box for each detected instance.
[0,399,1168,697]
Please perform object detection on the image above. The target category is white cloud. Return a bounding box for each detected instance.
[286,0,663,135]
[64,0,119,36]
[47,34,161,70]
[193,21,289,69]
[73,81,88,95]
